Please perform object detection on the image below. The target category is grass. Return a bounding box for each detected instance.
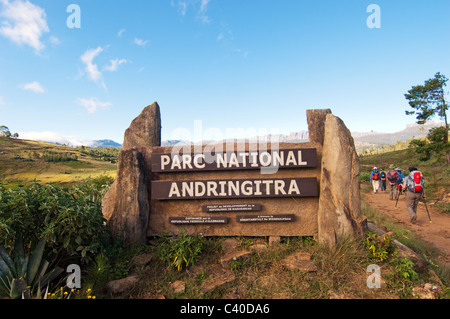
[98,231,443,299]
[362,200,450,287]
[0,137,117,187]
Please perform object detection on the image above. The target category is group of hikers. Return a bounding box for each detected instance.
[369,165,427,224]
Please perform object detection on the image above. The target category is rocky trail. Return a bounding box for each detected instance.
[363,189,450,266]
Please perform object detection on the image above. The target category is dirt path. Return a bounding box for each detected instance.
[362,188,450,265]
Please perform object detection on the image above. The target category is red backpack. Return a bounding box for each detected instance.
[387,170,399,184]
[372,172,380,180]
[411,171,424,193]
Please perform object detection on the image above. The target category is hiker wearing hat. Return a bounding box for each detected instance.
[386,164,399,200]
[402,167,425,223]
[370,167,381,193]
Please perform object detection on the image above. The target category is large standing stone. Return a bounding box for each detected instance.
[317,113,367,247]
[307,109,332,145]
[103,102,162,244]
[103,149,149,245]
[123,102,161,150]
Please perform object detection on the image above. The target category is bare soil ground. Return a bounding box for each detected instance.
[363,188,450,266]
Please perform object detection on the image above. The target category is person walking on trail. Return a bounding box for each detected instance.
[387,164,399,200]
[396,168,405,197]
[380,168,387,191]
[402,167,425,223]
[370,167,381,193]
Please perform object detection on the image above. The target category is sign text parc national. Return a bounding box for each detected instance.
[151,148,317,172]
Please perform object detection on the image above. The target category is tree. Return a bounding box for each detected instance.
[0,125,11,138]
[409,127,450,163]
[405,72,449,165]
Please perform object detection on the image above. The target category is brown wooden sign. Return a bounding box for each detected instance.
[236,214,296,223]
[151,148,317,172]
[202,203,262,212]
[151,177,318,200]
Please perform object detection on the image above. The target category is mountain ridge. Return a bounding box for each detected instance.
[20,121,445,149]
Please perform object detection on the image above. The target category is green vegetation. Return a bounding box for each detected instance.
[0,177,114,267]
[404,72,449,165]
[41,151,78,162]
[155,231,206,271]
[79,146,121,164]
[0,176,117,299]
[0,126,19,139]
[409,126,450,163]
[0,137,118,187]
[0,235,64,299]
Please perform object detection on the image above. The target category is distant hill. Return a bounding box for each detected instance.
[351,121,443,145]
[19,121,444,151]
[158,122,443,149]
[90,139,122,148]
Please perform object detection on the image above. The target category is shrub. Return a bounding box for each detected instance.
[155,232,206,271]
[359,172,371,182]
[0,180,111,267]
[364,232,396,262]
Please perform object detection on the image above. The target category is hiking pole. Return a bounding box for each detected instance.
[422,197,432,224]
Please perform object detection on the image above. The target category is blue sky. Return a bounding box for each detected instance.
[0,0,449,145]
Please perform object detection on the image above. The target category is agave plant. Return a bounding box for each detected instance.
[0,234,64,299]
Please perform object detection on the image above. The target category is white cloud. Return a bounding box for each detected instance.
[49,35,61,46]
[77,97,111,114]
[18,131,96,147]
[178,1,187,16]
[0,0,49,53]
[104,58,128,72]
[20,81,45,93]
[199,0,210,13]
[233,48,249,58]
[117,28,126,37]
[80,46,106,90]
[134,38,149,47]
[172,0,211,24]
[198,0,211,24]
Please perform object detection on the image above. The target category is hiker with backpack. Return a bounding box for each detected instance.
[396,167,405,197]
[402,167,426,223]
[370,167,381,193]
[380,168,387,191]
[387,164,399,200]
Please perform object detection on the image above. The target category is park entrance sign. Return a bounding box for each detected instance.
[102,103,367,247]
[146,143,320,238]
